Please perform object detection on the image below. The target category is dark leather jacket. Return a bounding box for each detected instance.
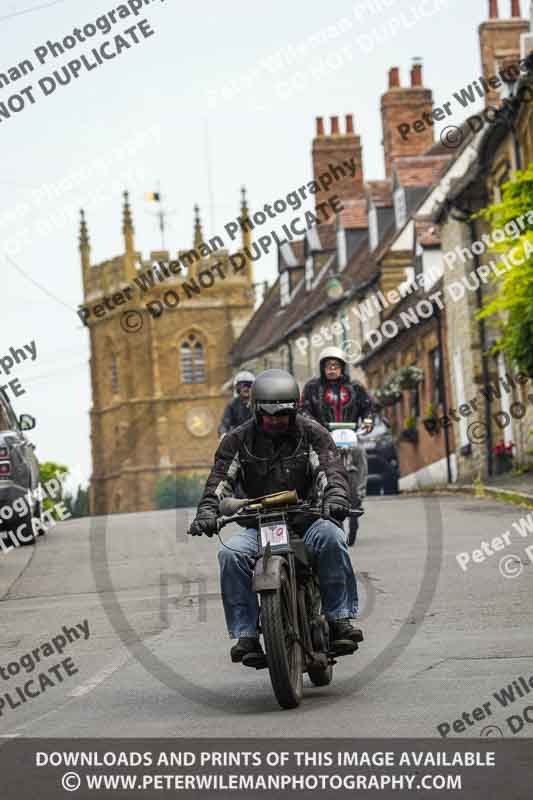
[301,374,373,427]
[218,397,252,435]
[197,414,350,533]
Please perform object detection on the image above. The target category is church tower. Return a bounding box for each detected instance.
[80,192,255,514]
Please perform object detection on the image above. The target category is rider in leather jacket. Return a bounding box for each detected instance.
[189,369,363,668]
[218,370,254,436]
[301,346,374,509]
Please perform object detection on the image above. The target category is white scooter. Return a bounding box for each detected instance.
[328,422,364,546]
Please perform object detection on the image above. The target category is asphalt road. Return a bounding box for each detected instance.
[1,493,532,738]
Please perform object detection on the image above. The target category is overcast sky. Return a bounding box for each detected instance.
[1,0,527,487]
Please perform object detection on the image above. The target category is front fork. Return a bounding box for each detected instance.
[287,551,301,646]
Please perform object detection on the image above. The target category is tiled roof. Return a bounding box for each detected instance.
[231,215,401,364]
[232,235,371,362]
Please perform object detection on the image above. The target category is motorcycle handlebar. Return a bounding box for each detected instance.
[216,504,363,532]
[217,504,321,531]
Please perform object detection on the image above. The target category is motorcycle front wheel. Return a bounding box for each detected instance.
[261,566,303,709]
[347,515,358,546]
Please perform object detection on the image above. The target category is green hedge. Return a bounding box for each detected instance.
[154,473,208,509]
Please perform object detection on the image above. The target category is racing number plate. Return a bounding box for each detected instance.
[260,523,288,547]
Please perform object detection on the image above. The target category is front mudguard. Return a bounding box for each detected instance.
[252,554,285,592]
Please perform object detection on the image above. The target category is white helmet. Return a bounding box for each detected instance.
[234,370,255,390]
[319,346,347,374]
[331,428,358,448]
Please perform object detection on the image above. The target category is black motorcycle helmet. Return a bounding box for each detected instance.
[251,369,300,429]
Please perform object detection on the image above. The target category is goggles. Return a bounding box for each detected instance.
[256,401,298,416]
[237,382,253,388]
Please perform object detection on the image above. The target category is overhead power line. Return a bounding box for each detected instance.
[0,0,66,23]
[5,254,75,311]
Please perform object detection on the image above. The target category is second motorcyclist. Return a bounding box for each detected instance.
[218,370,255,436]
[301,346,374,511]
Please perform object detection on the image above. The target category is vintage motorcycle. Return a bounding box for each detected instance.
[217,489,362,710]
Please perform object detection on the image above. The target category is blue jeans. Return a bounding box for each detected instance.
[218,518,358,639]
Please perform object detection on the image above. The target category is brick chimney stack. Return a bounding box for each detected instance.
[312,113,364,216]
[389,67,400,88]
[380,61,434,179]
[411,63,423,86]
[479,0,529,106]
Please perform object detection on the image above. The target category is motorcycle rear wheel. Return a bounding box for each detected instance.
[261,567,303,709]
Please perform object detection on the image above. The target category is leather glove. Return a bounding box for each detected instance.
[188,512,218,538]
[322,498,349,522]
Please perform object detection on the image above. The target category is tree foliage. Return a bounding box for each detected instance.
[154,473,208,509]
[39,462,89,517]
[39,460,68,512]
[63,485,90,518]
[476,164,533,375]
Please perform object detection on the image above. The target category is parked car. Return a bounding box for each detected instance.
[357,415,399,495]
[0,390,41,545]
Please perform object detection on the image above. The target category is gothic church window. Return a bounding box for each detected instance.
[180,334,206,383]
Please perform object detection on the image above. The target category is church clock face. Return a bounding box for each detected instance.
[186,408,214,437]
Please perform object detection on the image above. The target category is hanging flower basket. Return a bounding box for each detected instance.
[400,427,419,443]
[423,416,440,435]
[395,365,424,391]
[400,416,419,443]
[422,403,439,435]
[375,381,402,407]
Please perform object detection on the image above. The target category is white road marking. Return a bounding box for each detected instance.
[3,651,133,737]
[69,652,130,698]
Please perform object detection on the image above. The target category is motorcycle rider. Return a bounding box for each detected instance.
[301,346,374,511]
[218,370,255,436]
[189,369,363,668]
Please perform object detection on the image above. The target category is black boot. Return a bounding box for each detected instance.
[329,620,364,655]
[230,638,267,668]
